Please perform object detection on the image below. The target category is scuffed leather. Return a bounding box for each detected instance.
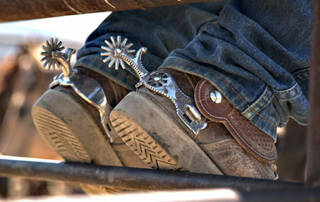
[194,79,277,164]
[76,67,129,107]
[136,74,276,179]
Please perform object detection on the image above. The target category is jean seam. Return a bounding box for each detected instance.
[273,83,297,94]
[215,73,277,127]
[276,90,302,102]
[242,87,274,117]
[273,83,304,101]
[293,68,309,84]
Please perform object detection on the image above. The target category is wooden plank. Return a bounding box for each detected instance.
[0,0,214,22]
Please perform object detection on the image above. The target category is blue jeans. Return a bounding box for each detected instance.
[75,0,311,142]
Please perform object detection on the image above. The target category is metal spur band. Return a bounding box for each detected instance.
[100,36,208,135]
[40,38,118,142]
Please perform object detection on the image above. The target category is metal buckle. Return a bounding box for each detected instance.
[41,38,118,142]
[101,36,207,135]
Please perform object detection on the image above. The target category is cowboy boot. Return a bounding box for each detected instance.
[102,37,278,179]
[110,70,278,179]
[32,39,148,193]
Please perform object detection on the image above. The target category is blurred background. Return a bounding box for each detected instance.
[0,12,109,199]
[0,11,308,199]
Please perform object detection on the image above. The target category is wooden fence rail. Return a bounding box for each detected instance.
[0,0,215,22]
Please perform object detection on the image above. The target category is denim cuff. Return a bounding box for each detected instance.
[292,68,310,98]
[75,54,138,91]
[161,56,279,142]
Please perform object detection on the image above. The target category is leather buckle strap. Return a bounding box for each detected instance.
[194,79,277,164]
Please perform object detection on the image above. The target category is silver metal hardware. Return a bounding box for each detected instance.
[210,90,223,104]
[101,36,207,135]
[41,38,118,142]
[101,36,135,70]
[185,104,202,121]
[41,38,75,78]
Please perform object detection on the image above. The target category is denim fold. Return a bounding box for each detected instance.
[75,0,311,141]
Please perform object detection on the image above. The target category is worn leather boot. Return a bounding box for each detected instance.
[32,68,148,193]
[110,70,278,179]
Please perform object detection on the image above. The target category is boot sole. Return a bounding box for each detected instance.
[110,92,223,174]
[32,89,124,193]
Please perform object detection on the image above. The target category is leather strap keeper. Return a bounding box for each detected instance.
[194,79,277,164]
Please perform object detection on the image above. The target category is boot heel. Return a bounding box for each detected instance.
[110,91,222,174]
[32,88,124,193]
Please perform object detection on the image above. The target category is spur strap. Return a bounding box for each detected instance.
[194,79,277,164]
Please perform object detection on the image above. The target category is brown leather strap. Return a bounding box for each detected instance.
[194,79,277,164]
